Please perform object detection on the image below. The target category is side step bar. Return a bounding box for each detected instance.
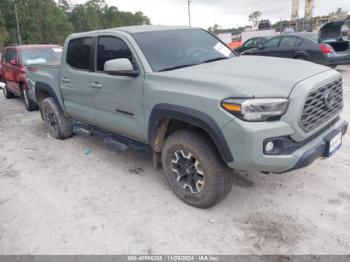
[72,123,150,152]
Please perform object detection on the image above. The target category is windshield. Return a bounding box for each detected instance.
[133,29,236,72]
[20,47,62,65]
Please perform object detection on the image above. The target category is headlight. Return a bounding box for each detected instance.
[221,98,289,121]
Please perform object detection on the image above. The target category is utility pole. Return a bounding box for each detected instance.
[14,3,22,45]
[279,18,283,35]
[188,0,192,26]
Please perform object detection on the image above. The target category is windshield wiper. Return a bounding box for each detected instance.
[158,63,198,72]
[202,57,228,63]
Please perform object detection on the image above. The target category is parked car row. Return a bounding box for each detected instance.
[0,26,347,208]
[0,44,62,111]
[235,21,350,68]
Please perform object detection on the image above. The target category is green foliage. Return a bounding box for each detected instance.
[0,0,151,47]
[69,1,150,32]
[0,10,9,48]
[248,11,262,27]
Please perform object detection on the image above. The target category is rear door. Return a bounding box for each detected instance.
[257,37,281,56]
[60,37,96,124]
[277,36,300,58]
[90,35,146,141]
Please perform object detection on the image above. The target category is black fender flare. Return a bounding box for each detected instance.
[35,81,64,113]
[148,104,233,163]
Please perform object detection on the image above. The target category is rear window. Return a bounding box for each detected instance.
[303,33,319,43]
[67,37,93,70]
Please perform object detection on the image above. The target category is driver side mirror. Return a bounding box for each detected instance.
[104,58,139,77]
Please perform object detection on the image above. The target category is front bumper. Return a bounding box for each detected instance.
[223,117,348,173]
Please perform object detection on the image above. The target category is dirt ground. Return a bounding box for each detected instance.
[0,66,350,255]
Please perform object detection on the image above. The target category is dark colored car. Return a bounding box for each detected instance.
[242,21,350,67]
[258,20,272,30]
[235,36,271,54]
[0,44,62,111]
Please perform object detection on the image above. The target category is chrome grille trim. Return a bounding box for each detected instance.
[299,78,343,133]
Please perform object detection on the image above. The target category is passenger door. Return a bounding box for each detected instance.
[60,37,96,124]
[90,35,146,141]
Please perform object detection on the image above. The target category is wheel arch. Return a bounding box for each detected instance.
[35,81,64,113]
[294,51,309,60]
[148,104,233,164]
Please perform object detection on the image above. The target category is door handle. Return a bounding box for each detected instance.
[62,77,70,83]
[91,82,102,89]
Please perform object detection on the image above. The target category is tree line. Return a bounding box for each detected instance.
[0,0,151,48]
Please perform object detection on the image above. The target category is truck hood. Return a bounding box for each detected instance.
[319,20,346,42]
[156,56,330,98]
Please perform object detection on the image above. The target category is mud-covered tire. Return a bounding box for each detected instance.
[161,129,234,208]
[1,79,15,99]
[22,87,37,111]
[42,97,73,139]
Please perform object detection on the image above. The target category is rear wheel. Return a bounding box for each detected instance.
[1,78,15,99]
[22,86,37,111]
[161,129,234,208]
[42,97,73,139]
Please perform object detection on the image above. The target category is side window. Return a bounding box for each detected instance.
[256,38,263,45]
[4,49,18,63]
[97,36,133,72]
[279,36,298,48]
[66,37,93,70]
[263,37,280,48]
[244,39,254,48]
[296,38,303,47]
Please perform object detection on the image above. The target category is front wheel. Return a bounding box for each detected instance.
[42,97,73,139]
[161,129,234,208]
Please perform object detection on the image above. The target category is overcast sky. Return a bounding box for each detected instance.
[74,0,350,28]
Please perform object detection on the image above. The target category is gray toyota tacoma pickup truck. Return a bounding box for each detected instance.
[27,26,348,208]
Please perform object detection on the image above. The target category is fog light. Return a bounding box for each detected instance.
[265,141,274,152]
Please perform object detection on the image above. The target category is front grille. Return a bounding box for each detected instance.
[299,78,343,133]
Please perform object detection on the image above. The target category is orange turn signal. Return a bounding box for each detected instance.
[221,102,241,112]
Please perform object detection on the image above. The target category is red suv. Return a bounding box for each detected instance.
[0,45,62,111]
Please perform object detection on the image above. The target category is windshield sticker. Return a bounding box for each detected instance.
[214,42,231,57]
[25,58,47,65]
[52,48,63,53]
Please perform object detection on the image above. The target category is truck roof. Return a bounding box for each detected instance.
[70,25,195,38]
[117,25,194,33]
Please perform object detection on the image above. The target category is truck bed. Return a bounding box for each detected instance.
[26,62,61,104]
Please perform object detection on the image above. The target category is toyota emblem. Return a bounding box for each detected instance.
[324,90,336,109]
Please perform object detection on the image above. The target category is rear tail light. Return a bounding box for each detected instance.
[320,43,333,54]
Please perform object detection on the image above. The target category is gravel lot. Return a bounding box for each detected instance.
[0,66,350,255]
